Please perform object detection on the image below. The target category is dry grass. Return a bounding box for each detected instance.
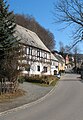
[0,89,25,103]
[25,75,59,85]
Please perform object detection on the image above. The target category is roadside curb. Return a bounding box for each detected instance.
[0,81,59,116]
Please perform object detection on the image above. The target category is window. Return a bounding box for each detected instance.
[37,65,40,71]
[56,66,58,68]
[25,67,30,71]
[44,52,47,59]
[25,47,28,54]
[43,66,47,72]
[37,49,40,57]
[41,52,44,58]
[29,47,32,55]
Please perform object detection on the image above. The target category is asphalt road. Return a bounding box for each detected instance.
[0,73,83,120]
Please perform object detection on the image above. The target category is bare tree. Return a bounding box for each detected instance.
[53,0,83,47]
[59,41,65,53]
[73,45,80,68]
[65,45,71,53]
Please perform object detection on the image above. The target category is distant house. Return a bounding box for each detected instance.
[52,51,65,72]
[51,53,59,75]
[56,54,65,72]
[65,54,69,65]
[15,25,58,76]
[58,52,74,68]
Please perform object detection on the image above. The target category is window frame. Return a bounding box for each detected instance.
[37,65,40,71]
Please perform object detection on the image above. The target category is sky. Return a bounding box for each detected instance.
[8,0,83,53]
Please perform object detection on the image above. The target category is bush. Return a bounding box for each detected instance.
[25,75,42,83]
[18,76,25,83]
[25,75,58,85]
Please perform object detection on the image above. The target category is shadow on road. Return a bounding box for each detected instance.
[60,74,82,82]
[61,79,81,81]
[79,79,83,83]
[60,68,83,82]
[65,71,76,74]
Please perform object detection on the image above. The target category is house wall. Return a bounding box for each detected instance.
[65,54,70,67]
[19,45,51,76]
[29,62,51,76]
[58,62,65,72]
[51,60,58,75]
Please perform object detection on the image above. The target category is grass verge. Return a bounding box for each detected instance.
[27,77,59,87]
[0,89,25,103]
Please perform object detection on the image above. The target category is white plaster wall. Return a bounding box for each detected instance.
[51,66,58,75]
[51,61,59,75]
[29,62,51,75]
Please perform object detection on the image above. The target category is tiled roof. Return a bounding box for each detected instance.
[15,25,50,52]
[51,53,58,62]
[54,53,65,63]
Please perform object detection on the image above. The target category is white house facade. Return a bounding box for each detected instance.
[15,25,59,76]
[51,53,59,75]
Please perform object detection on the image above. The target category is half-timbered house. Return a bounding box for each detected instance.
[15,25,59,76]
[15,25,52,76]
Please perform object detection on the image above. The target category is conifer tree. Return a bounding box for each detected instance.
[0,0,18,56]
[0,0,19,93]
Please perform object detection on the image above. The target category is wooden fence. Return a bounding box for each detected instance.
[0,79,19,94]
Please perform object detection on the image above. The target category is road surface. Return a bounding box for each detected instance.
[0,73,83,120]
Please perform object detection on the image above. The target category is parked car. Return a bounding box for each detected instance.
[55,74,61,79]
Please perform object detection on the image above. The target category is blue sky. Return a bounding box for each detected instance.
[8,0,83,53]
